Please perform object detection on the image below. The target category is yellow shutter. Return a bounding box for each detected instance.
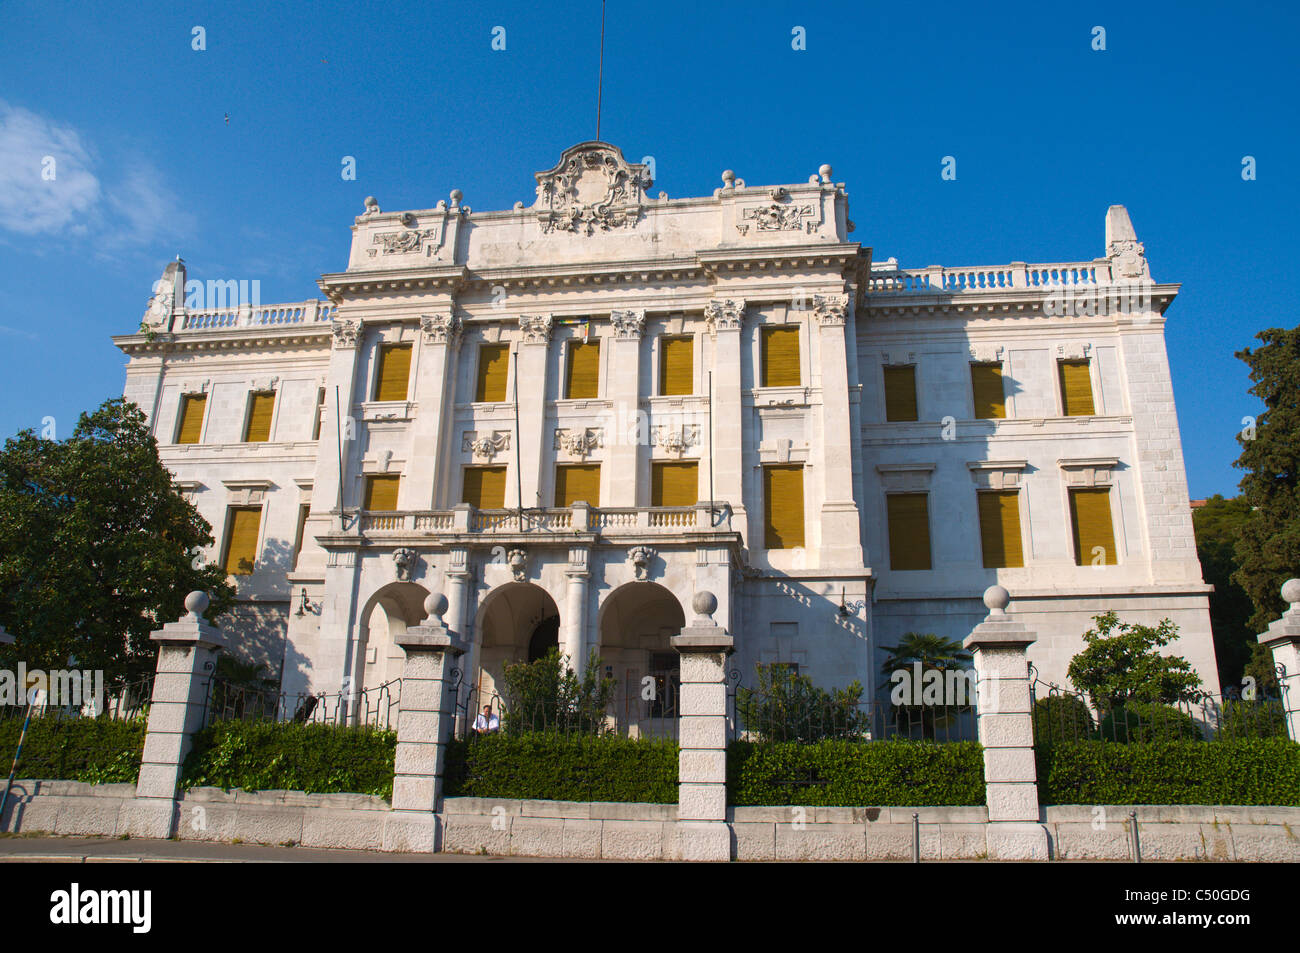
[883,366,918,422]
[222,507,261,575]
[363,474,401,511]
[565,341,600,399]
[887,493,932,570]
[176,394,206,444]
[554,465,601,507]
[651,462,698,507]
[243,392,275,442]
[462,467,507,509]
[660,337,693,396]
[977,491,1025,568]
[476,344,510,403]
[1069,488,1117,566]
[761,327,801,387]
[374,343,412,402]
[1058,361,1096,417]
[763,466,805,549]
[970,364,1006,419]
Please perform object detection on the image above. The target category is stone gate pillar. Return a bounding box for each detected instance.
[672,591,734,862]
[964,585,1049,860]
[130,591,227,839]
[384,593,466,852]
[1259,579,1300,742]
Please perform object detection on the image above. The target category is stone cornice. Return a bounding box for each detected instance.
[113,328,331,356]
[865,282,1180,318]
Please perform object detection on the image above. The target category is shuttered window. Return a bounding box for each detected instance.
[243,392,275,442]
[761,327,800,387]
[1058,361,1096,417]
[221,507,261,575]
[363,474,401,511]
[475,344,510,403]
[564,341,600,399]
[292,504,311,569]
[970,364,1006,419]
[883,366,918,422]
[763,466,805,550]
[651,462,698,507]
[462,466,507,509]
[555,465,601,507]
[176,394,206,444]
[659,337,693,396]
[977,491,1025,569]
[374,343,412,402]
[887,494,932,571]
[1069,488,1117,566]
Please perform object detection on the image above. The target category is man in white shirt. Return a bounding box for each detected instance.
[473,704,500,734]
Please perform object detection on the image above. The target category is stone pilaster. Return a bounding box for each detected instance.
[515,317,552,509]
[1259,580,1300,743]
[705,299,748,543]
[404,312,462,508]
[672,591,734,862]
[606,311,644,507]
[130,591,227,838]
[812,293,864,567]
[964,585,1049,860]
[385,593,467,852]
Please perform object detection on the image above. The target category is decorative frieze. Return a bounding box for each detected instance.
[610,309,646,340]
[421,312,462,345]
[704,298,746,334]
[462,430,511,460]
[813,293,849,326]
[519,314,554,344]
[332,320,361,349]
[554,427,603,458]
[651,424,700,455]
[737,201,816,235]
[533,142,651,235]
[369,228,441,258]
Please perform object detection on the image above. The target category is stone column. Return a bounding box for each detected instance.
[515,317,552,510]
[605,310,644,507]
[561,552,591,676]
[404,313,461,509]
[384,593,467,852]
[130,592,227,839]
[1259,580,1300,743]
[963,585,1049,860]
[672,591,734,862]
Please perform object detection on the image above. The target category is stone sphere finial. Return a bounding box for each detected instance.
[185,591,210,618]
[450,189,463,206]
[692,591,718,618]
[425,592,449,620]
[721,170,735,188]
[819,163,833,183]
[983,585,1010,616]
[1282,579,1300,606]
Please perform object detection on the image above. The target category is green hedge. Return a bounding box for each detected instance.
[444,733,678,803]
[0,715,146,783]
[728,740,985,806]
[1038,739,1300,805]
[181,721,397,799]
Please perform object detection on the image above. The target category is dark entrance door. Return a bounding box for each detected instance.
[527,615,560,662]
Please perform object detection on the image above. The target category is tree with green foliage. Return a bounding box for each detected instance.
[0,398,234,686]
[1066,612,1202,712]
[736,663,867,743]
[498,647,615,734]
[1192,494,1258,690]
[879,632,973,739]
[1232,326,1300,632]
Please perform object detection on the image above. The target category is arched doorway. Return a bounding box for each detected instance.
[474,582,562,713]
[597,583,687,737]
[357,581,430,695]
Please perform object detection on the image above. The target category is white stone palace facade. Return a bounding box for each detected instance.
[112,141,1220,722]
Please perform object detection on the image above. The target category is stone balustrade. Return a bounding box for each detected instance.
[867,260,1107,294]
[358,503,727,538]
[176,299,335,331]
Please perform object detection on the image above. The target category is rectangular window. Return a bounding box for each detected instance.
[475,344,510,403]
[970,363,1006,419]
[1058,360,1096,417]
[221,507,261,575]
[554,464,601,507]
[564,341,600,399]
[374,343,412,402]
[1069,487,1117,566]
[363,474,401,511]
[763,465,805,549]
[761,326,801,387]
[977,491,1025,568]
[887,493,932,570]
[310,387,325,441]
[175,394,206,444]
[462,466,508,509]
[292,503,311,570]
[243,392,275,442]
[883,366,918,422]
[651,462,698,507]
[659,336,693,396]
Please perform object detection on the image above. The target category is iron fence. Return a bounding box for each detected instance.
[199,675,401,730]
[0,675,155,723]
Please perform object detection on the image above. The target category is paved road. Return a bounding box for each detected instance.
[0,834,546,863]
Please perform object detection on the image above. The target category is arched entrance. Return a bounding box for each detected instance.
[474,582,562,712]
[357,581,430,694]
[597,582,687,737]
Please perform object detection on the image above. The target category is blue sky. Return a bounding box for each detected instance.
[0,0,1294,498]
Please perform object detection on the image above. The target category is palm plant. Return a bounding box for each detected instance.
[879,632,973,739]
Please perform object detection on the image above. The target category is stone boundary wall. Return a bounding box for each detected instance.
[5,781,1298,861]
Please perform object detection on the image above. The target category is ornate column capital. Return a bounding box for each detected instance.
[420,312,462,345]
[813,293,849,327]
[610,309,646,340]
[518,314,553,345]
[331,319,362,350]
[704,298,746,334]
